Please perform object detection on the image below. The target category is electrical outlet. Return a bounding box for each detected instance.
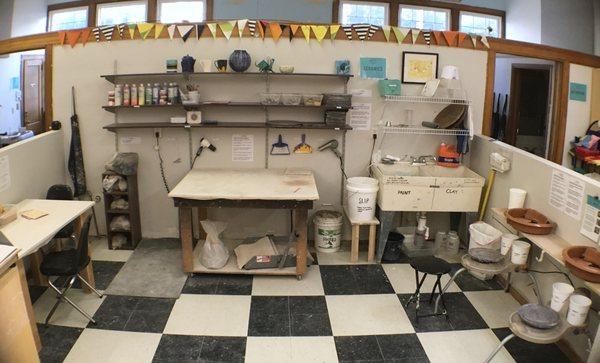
[154,128,162,138]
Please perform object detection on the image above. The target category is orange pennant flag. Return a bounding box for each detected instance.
[432,31,443,45]
[269,22,282,42]
[80,28,92,46]
[58,31,67,45]
[443,31,458,46]
[290,24,299,36]
[457,32,468,46]
[67,30,81,48]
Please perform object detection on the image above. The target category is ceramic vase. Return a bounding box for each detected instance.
[229,50,251,72]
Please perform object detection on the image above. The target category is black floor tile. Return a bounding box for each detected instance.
[90,295,175,333]
[37,324,83,363]
[152,334,203,362]
[289,296,332,336]
[450,263,504,291]
[320,265,395,295]
[377,334,430,362]
[335,335,384,362]
[182,274,252,295]
[29,285,48,304]
[493,328,570,363]
[201,336,246,362]
[398,292,488,333]
[54,261,124,290]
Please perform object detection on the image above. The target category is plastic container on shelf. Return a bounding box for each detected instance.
[302,94,323,106]
[346,177,378,221]
[313,210,343,253]
[468,222,502,253]
[281,93,302,105]
[260,93,281,105]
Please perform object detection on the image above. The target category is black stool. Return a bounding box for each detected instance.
[405,256,452,322]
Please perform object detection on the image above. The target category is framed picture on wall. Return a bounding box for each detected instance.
[401,52,439,84]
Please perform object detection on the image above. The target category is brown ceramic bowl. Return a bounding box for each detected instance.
[563,246,600,283]
[505,208,555,235]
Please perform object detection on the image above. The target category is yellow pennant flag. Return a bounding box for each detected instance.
[137,23,154,40]
[301,25,311,43]
[330,24,340,40]
[311,25,327,43]
[207,23,217,38]
[391,26,407,43]
[219,21,235,40]
[154,24,164,39]
[381,26,391,41]
[127,24,136,39]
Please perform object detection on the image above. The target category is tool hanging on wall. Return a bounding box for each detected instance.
[154,130,170,193]
[294,134,312,154]
[192,137,217,167]
[318,139,348,179]
[270,134,290,155]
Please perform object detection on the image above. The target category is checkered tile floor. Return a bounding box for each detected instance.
[30,238,570,363]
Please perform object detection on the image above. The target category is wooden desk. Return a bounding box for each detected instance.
[169,168,319,278]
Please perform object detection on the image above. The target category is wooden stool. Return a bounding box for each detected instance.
[344,206,379,263]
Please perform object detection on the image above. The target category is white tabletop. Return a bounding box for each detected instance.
[0,199,94,258]
[169,168,319,201]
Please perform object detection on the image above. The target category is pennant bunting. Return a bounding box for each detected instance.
[411,28,420,44]
[58,31,67,45]
[178,25,194,41]
[247,20,257,37]
[457,32,468,46]
[390,26,406,43]
[91,28,100,42]
[422,30,431,45]
[432,31,443,45]
[154,24,165,39]
[258,21,266,38]
[127,24,136,39]
[311,25,328,43]
[368,25,379,39]
[342,25,353,40]
[118,24,126,38]
[219,21,235,40]
[289,24,299,41]
[281,24,289,40]
[196,24,205,39]
[353,24,369,40]
[330,24,340,40]
[207,23,217,38]
[167,24,177,39]
[269,22,283,42]
[481,35,490,48]
[137,23,154,40]
[381,26,391,41]
[80,28,92,46]
[66,30,80,48]
[469,33,477,47]
[100,25,115,41]
[443,31,458,46]
[300,25,311,43]
[237,19,248,37]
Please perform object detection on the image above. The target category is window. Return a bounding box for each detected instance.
[399,5,450,31]
[48,6,88,31]
[340,1,388,26]
[96,1,147,26]
[158,0,206,23]
[459,11,502,37]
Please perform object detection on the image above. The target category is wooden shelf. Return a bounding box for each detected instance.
[101,102,349,113]
[101,71,353,84]
[103,121,352,132]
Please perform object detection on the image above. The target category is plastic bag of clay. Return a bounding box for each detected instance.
[105,152,139,175]
[110,198,129,210]
[200,220,230,269]
[109,215,130,231]
[111,233,128,248]
[102,175,120,192]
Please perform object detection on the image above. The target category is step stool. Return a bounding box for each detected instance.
[344,206,380,263]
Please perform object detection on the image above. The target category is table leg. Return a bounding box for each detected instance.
[29,251,48,286]
[17,259,41,352]
[368,224,376,262]
[75,213,95,294]
[350,225,360,263]
[179,207,194,273]
[376,209,395,262]
[293,209,308,278]
[197,207,208,240]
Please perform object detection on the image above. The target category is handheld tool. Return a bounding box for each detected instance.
[318,139,347,179]
[192,137,217,167]
[270,134,290,155]
[294,134,312,154]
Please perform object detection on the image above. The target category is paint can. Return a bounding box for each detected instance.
[314,210,343,253]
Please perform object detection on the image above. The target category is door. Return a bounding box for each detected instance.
[21,55,45,135]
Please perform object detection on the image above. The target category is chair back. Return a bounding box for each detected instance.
[46,185,74,201]
[75,215,92,269]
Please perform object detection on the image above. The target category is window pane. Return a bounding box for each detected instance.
[341,1,387,26]
[459,12,501,37]
[398,6,448,30]
[97,1,147,26]
[49,7,88,31]
[159,1,205,23]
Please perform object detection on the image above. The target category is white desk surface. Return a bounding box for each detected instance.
[168,168,320,201]
[0,199,94,258]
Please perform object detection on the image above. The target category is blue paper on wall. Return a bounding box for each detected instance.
[9,77,19,90]
[360,57,386,79]
[569,82,587,102]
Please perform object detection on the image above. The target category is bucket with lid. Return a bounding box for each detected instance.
[346,177,378,221]
[313,210,343,253]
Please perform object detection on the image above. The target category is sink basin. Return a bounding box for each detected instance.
[375,163,424,177]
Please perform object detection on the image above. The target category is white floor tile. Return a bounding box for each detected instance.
[382,263,461,294]
[245,337,339,363]
[317,244,375,265]
[34,288,105,328]
[91,237,133,262]
[464,291,521,329]
[64,328,161,363]
[326,294,414,336]
[252,266,324,296]
[418,329,515,363]
[163,294,251,336]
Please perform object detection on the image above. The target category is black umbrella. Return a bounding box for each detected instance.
[68,86,87,197]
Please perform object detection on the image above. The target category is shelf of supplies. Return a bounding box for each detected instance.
[103,121,352,132]
[101,72,353,84]
[380,126,469,136]
[384,95,471,105]
[102,103,350,113]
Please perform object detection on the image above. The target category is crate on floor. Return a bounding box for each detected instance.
[343,206,379,263]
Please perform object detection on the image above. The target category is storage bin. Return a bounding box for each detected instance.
[324,111,347,126]
[323,93,352,110]
[260,93,281,105]
[281,93,302,105]
[302,94,323,106]
[378,79,401,96]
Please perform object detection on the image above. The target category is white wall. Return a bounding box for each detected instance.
[505,0,541,44]
[10,0,47,38]
[563,64,594,167]
[0,53,22,134]
[541,0,595,54]
[0,131,66,204]
[52,38,487,239]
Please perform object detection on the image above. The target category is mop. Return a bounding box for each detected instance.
[270,134,290,155]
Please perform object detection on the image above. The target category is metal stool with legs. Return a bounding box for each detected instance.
[405,256,452,322]
[40,215,102,325]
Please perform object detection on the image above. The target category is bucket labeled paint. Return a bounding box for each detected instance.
[346,177,378,221]
[314,210,343,253]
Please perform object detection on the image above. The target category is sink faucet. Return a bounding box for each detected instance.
[411,155,436,165]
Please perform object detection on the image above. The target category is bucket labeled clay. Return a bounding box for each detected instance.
[346,177,378,221]
[314,210,343,253]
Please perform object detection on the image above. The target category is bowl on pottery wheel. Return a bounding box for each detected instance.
[563,246,600,283]
[505,208,555,235]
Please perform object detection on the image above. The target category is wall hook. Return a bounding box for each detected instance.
[535,249,546,263]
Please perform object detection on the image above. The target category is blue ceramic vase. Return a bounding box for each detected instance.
[229,50,251,72]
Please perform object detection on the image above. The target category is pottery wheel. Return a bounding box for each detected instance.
[517,304,559,329]
[469,248,504,264]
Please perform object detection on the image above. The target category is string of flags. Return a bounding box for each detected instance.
[58,20,492,49]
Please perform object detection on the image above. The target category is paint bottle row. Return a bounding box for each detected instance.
[108,83,179,106]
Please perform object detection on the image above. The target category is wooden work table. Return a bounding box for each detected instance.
[169,168,319,278]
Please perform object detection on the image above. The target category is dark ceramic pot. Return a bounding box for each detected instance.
[229,50,251,72]
[181,55,195,73]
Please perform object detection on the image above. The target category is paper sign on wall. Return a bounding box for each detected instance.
[0,156,10,192]
[360,58,386,79]
[232,134,254,162]
[580,196,600,243]
[348,103,372,131]
[549,169,584,219]
[569,82,587,102]
[351,89,373,98]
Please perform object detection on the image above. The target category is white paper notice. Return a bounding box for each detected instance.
[232,134,254,162]
[549,169,584,219]
[565,177,585,219]
[549,170,567,210]
[351,89,373,98]
[349,103,372,131]
[0,156,9,192]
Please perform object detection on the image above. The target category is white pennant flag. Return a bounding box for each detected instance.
[237,19,248,37]
[411,28,420,44]
[167,24,177,40]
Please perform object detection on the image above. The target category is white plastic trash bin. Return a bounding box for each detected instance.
[468,222,502,253]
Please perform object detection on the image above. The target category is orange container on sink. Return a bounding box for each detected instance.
[437,143,460,168]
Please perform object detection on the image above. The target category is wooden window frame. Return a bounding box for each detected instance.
[334,0,393,26]
[398,4,451,31]
[156,0,208,24]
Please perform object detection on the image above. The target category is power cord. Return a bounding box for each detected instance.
[154,133,170,193]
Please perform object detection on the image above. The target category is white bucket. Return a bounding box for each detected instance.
[468,222,502,251]
[346,177,378,221]
[313,210,343,253]
[567,294,592,326]
[550,282,574,312]
[510,240,531,265]
[508,188,527,209]
[500,234,519,255]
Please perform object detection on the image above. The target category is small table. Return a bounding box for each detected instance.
[343,206,379,263]
[169,168,319,279]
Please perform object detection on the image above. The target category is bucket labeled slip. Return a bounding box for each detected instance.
[567,294,592,326]
[346,177,378,221]
[510,240,531,265]
[550,282,574,313]
[314,210,343,253]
